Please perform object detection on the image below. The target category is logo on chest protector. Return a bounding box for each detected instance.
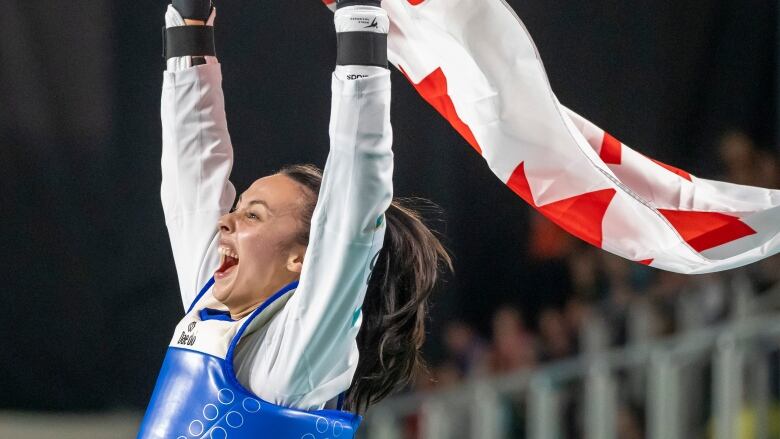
[177,321,198,346]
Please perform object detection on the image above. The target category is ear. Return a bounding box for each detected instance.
[286,245,306,274]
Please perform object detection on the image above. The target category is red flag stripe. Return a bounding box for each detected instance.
[651,158,693,181]
[658,210,756,252]
[402,67,483,155]
[507,162,616,249]
[600,132,622,165]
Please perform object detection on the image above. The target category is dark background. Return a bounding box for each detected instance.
[0,0,776,411]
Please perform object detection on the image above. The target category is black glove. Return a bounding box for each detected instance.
[336,0,381,9]
[172,0,213,21]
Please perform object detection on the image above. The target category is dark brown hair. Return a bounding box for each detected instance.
[279,164,452,414]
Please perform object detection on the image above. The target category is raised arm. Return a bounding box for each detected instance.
[161,1,235,309]
[234,2,394,409]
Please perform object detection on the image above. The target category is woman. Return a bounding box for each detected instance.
[137,1,451,438]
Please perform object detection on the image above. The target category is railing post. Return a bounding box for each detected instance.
[648,352,681,439]
[731,272,755,320]
[627,301,653,403]
[471,383,504,439]
[420,397,450,439]
[749,350,771,439]
[582,316,610,354]
[585,360,616,439]
[367,408,401,439]
[713,335,743,439]
[527,376,559,439]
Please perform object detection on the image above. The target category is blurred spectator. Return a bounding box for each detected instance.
[442,321,488,379]
[598,254,637,346]
[756,149,780,189]
[644,271,688,336]
[752,256,780,292]
[719,131,761,186]
[616,402,644,439]
[568,245,603,300]
[432,362,462,389]
[483,306,538,374]
[537,308,574,361]
[601,253,633,292]
[679,273,730,330]
[718,130,780,189]
[564,295,593,352]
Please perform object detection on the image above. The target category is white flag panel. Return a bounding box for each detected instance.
[322,0,780,274]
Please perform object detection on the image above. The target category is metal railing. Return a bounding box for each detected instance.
[364,283,780,439]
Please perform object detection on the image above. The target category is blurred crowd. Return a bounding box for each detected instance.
[400,131,780,438]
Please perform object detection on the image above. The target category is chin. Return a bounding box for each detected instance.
[212,283,232,304]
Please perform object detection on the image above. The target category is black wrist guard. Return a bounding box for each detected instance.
[336,0,381,9]
[336,33,388,68]
[163,25,216,60]
[172,0,213,21]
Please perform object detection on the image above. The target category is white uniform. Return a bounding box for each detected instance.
[160,6,393,411]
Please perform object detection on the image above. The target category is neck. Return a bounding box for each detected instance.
[228,303,261,321]
[225,278,299,320]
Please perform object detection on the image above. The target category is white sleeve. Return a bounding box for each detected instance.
[161,7,235,309]
[237,71,393,409]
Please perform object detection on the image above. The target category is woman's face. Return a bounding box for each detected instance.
[214,174,309,317]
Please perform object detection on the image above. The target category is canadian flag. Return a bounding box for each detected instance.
[323,0,780,274]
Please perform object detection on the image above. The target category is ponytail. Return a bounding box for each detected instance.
[279,164,452,414]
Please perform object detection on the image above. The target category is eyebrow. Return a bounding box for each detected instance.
[248,200,270,209]
[237,196,272,212]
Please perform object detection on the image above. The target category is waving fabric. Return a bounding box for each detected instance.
[322,0,780,274]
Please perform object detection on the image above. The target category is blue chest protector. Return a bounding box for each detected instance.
[137,279,362,439]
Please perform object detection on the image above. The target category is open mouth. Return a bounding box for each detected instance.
[215,246,239,280]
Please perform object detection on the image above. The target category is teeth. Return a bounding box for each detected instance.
[218,246,239,260]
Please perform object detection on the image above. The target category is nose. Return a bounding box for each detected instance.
[218,210,235,233]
